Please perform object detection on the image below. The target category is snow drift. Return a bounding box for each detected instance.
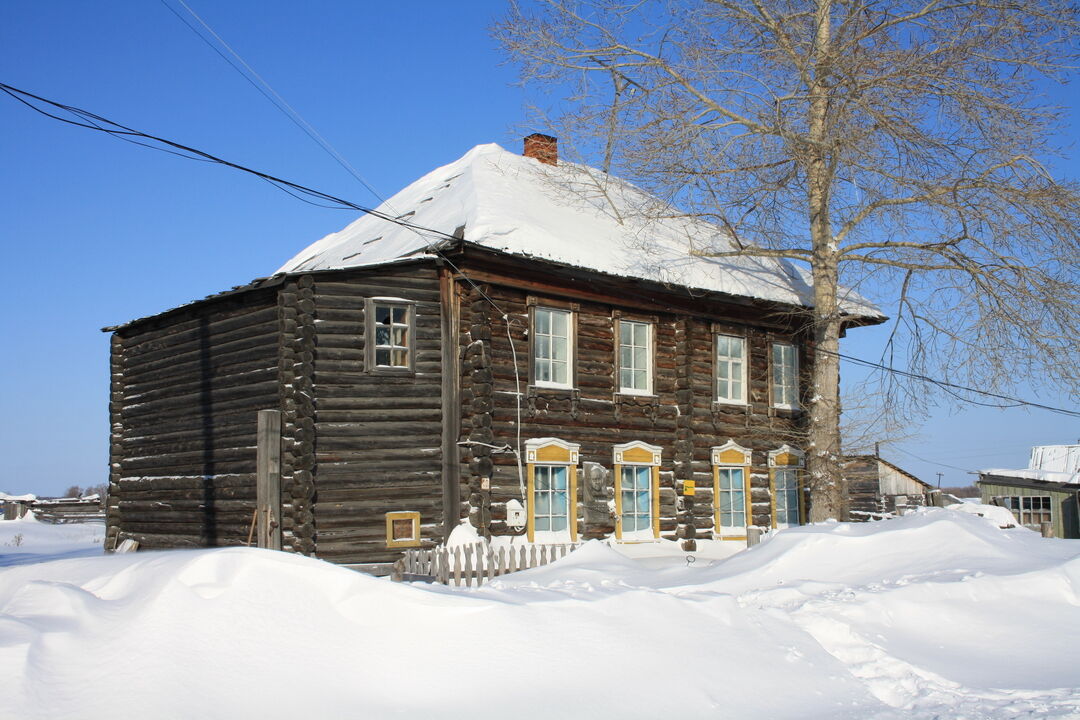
[0,509,1077,719]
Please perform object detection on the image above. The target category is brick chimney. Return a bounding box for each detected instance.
[523,133,558,165]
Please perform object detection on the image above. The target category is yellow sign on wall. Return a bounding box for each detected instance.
[683,480,695,496]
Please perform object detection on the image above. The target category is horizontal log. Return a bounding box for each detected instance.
[122,320,278,373]
[120,301,277,352]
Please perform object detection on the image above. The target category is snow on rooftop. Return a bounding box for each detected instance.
[277,143,882,319]
[980,467,1080,485]
[980,444,1080,485]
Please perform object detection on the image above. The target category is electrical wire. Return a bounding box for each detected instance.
[159,0,390,208]
[890,446,977,474]
[825,349,1080,418]
[4,81,1077,422]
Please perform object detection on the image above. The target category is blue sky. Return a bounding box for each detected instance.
[1,0,1075,496]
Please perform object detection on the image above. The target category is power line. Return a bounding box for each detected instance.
[4,81,1078,421]
[0,82,518,331]
[826,349,1080,418]
[159,0,390,208]
[890,446,976,474]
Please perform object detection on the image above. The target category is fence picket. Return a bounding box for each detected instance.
[396,540,584,586]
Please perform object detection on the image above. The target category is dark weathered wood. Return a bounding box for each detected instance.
[256,410,282,550]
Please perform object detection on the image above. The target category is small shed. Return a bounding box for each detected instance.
[978,445,1080,538]
[843,455,933,520]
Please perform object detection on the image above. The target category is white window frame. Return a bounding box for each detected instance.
[532,465,571,536]
[617,319,653,396]
[532,307,574,389]
[715,334,747,404]
[771,342,799,410]
[365,298,415,373]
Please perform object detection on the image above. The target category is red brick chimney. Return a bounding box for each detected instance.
[523,133,558,165]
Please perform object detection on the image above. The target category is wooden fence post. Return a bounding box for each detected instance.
[256,410,282,550]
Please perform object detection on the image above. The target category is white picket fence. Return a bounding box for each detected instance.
[392,541,580,587]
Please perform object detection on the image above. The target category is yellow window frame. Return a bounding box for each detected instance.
[385,511,421,548]
[711,441,752,541]
[613,441,662,542]
[525,438,580,543]
[768,445,805,529]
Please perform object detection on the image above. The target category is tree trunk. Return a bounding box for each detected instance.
[806,0,844,522]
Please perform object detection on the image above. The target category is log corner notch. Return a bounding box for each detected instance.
[256,409,283,550]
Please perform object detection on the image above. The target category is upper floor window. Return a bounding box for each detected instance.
[365,299,414,372]
[618,320,652,395]
[771,342,798,409]
[715,334,747,404]
[533,307,572,388]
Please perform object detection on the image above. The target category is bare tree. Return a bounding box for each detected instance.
[496,0,1080,520]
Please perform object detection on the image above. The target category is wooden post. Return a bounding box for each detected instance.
[256,410,282,550]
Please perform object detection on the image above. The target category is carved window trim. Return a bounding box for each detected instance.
[768,445,805,529]
[612,441,662,542]
[524,438,580,543]
[711,440,752,541]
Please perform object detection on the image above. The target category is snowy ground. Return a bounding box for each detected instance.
[0,509,1076,720]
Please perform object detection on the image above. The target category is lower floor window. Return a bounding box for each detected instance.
[1001,495,1052,529]
[717,467,747,532]
[533,465,569,532]
[773,468,800,526]
[620,466,652,533]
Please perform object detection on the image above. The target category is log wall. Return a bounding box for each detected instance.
[108,288,280,550]
[455,280,813,547]
[308,265,446,564]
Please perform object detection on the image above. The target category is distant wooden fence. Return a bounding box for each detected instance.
[30,497,105,524]
[393,542,580,587]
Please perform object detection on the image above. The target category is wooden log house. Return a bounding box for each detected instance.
[104,136,884,567]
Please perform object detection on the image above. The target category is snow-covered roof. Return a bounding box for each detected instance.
[980,468,1080,486]
[980,444,1080,485]
[1030,445,1080,474]
[277,143,883,319]
[0,492,36,502]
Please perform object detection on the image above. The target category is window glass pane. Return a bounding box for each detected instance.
[392,307,406,323]
[376,306,391,324]
[553,336,568,361]
[553,491,568,515]
[392,327,407,346]
[633,347,647,369]
[552,360,567,385]
[552,515,568,532]
[551,310,568,336]
[376,327,390,345]
[552,466,567,490]
[620,368,633,389]
[535,309,550,334]
[392,350,407,366]
[375,349,390,366]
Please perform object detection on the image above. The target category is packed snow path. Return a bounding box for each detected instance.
[0,509,1076,719]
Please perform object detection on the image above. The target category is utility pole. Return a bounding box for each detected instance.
[936,472,943,489]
